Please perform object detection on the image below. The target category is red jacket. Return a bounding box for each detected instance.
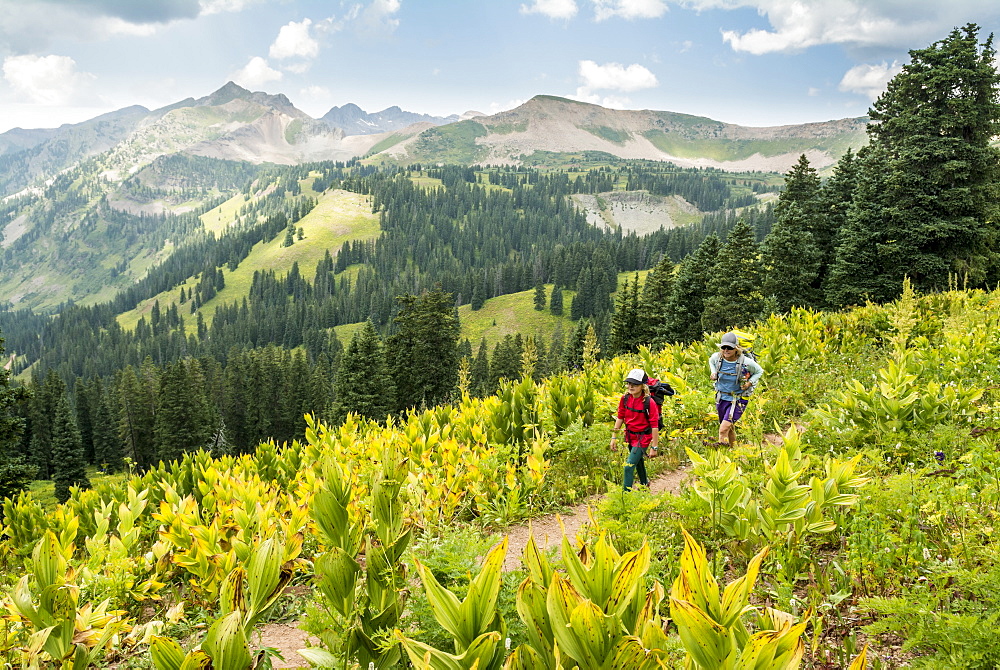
[617,393,659,448]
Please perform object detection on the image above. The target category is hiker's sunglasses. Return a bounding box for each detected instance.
[720,345,735,350]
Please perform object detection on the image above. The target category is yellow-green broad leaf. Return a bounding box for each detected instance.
[847,643,869,670]
[396,630,502,670]
[297,647,339,668]
[669,597,732,670]
[201,611,252,670]
[608,636,669,669]
[150,636,186,670]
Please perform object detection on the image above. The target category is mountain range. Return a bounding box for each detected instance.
[0,81,869,313]
[0,82,867,200]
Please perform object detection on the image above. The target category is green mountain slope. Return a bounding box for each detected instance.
[118,187,381,332]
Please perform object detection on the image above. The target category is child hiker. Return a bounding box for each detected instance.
[610,368,659,490]
[709,332,763,448]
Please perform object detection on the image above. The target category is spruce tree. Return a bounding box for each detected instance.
[764,155,825,309]
[548,326,565,375]
[28,370,65,480]
[845,24,1000,293]
[0,332,33,502]
[332,320,390,424]
[490,335,523,387]
[607,274,641,356]
[549,285,564,316]
[470,339,491,397]
[154,361,213,462]
[660,235,720,344]
[702,219,764,332]
[51,394,89,504]
[385,286,461,412]
[470,277,485,310]
[826,146,897,306]
[533,282,547,310]
[75,378,96,465]
[92,382,124,474]
[817,148,859,297]
[638,255,675,345]
[761,200,823,311]
[562,319,590,371]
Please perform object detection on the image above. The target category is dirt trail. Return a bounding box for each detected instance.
[258,463,693,668]
[501,464,691,571]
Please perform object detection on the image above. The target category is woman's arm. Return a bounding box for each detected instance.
[610,417,624,451]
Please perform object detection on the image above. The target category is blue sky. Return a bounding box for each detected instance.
[1,0,998,133]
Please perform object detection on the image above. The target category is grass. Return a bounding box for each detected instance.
[29,467,129,513]
[366,131,415,156]
[459,286,577,349]
[117,190,381,334]
[407,121,489,165]
[582,126,633,145]
[641,130,868,161]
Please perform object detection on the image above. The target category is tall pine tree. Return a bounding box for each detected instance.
[385,286,461,412]
[638,255,675,345]
[0,331,33,502]
[701,219,764,332]
[332,320,390,423]
[761,200,823,311]
[660,235,720,344]
[836,24,1000,296]
[51,394,89,504]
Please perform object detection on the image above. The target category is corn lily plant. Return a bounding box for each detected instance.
[149,535,300,670]
[4,530,131,669]
[669,528,809,669]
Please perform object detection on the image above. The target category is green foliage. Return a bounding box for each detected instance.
[332,320,389,424]
[701,218,764,332]
[581,125,632,145]
[661,235,719,344]
[51,395,90,504]
[832,24,1000,299]
[0,454,35,507]
[408,120,490,164]
[387,286,461,413]
[812,349,983,446]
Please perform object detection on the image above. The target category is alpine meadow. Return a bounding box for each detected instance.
[3,21,1000,670]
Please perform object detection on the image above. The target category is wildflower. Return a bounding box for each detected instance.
[934,451,946,463]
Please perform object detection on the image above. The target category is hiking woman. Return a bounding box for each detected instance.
[709,332,763,448]
[610,368,659,490]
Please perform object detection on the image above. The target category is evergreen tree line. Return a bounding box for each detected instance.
[603,24,1000,352]
[2,287,463,491]
[3,281,630,495]
[1,159,773,384]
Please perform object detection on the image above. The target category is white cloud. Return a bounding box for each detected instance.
[578,59,658,91]
[520,0,578,20]
[199,0,264,15]
[270,19,319,60]
[694,0,1000,55]
[232,56,282,88]
[573,60,657,108]
[356,0,402,36]
[3,54,97,106]
[593,0,668,21]
[839,61,902,100]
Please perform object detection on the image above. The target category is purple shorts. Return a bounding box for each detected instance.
[717,397,748,423]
